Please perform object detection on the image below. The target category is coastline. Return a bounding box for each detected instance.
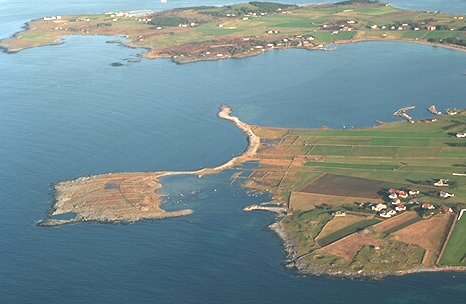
[4,30,465,64]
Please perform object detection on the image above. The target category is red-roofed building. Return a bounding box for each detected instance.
[422,203,435,210]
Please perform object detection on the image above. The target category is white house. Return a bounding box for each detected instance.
[440,191,455,198]
[434,179,449,187]
[373,203,387,212]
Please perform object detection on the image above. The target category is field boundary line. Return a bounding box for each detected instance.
[436,213,457,265]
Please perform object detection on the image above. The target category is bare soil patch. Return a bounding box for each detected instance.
[320,232,382,261]
[300,173,387,199]
[258,158,292,168]
[394,213,454,266]
[373,211,420,234]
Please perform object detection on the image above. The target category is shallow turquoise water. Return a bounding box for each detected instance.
[1,1,466,303]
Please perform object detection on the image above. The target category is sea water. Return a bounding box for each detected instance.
[1,1,466,303]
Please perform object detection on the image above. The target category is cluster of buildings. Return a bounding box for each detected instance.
[434,179,455,199]
[370,23,457,32]
[178,23,198,28]
[137,18,152,24]
[104,12,130,19]
[369,189,419,218]
[365,185,455,218]
[321,21,354,35]
[241,11,269,21]
[320,18,458,34]
[103,10,154,22]
[238,34,320,54]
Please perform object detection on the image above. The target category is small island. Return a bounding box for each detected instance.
[1,1,465,63]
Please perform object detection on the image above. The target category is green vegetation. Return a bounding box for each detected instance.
[336,0,380,5]
[280,209,332,256]
[440,149,466,157]
[352,240,425,272]
[370,137,431,147]
[198,2,298,18]
[441,218,466,266]
[317,218,381,246]
[150,16,192,27]
[428,37,466,47]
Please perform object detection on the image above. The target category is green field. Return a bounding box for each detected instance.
[370,137,431,147]
[305,162,400,170]
[440,149,466,158]
[441,218,466,266]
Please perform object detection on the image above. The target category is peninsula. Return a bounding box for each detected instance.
[1,1,465,63]
[41,104,466,278]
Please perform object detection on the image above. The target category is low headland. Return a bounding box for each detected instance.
[1,1,465,64]
[40,106,259,226]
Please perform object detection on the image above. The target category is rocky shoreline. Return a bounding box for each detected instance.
[269,217,466,280]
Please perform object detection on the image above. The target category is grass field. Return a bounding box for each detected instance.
[305,162,400,170]
[441,218,466,266]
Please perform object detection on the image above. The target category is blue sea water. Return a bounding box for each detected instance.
[1,1,466,303]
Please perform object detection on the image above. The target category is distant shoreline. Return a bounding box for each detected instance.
[2,2,465,64]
